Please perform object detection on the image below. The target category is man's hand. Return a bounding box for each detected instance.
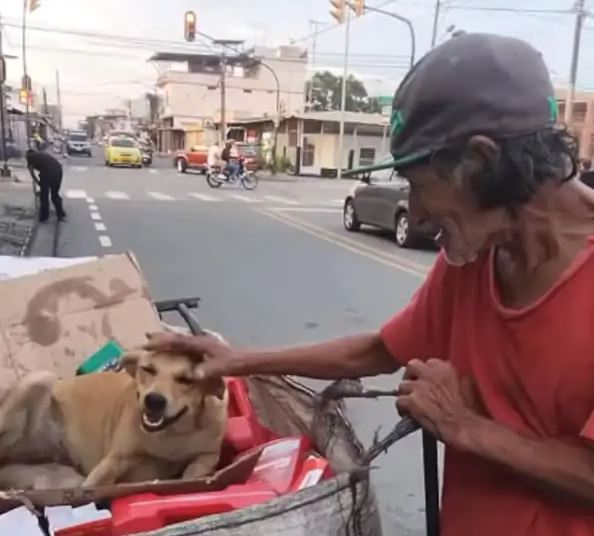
[143,332,238,378]
[396,358,480,448]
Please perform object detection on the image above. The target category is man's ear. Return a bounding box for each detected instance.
[119,351,143,376]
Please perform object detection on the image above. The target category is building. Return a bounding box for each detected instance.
[556,89,594,160]
[150,46,307,153]
[226,110,390,176]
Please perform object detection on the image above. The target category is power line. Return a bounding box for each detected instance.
[445,4,573,15]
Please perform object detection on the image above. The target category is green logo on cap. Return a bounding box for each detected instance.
[547,96,559,122]
[390,109,405,136]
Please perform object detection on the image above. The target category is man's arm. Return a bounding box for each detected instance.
[460,416,594,505]
[145,331,399,380]
[28,166,39,184]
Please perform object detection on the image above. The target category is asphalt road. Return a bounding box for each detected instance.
[54,153,439,534]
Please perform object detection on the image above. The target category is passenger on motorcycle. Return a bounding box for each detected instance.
[221,140,240,180]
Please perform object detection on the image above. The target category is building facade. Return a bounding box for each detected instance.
[226,111,389,177]
[556,89,594,160]
[151,46,307,153]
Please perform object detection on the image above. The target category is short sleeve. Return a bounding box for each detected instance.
[380,253,456,366]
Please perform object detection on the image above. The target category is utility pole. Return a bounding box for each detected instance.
[213,39,243,143]
[0,15,10,177]
[220,49,226,143]
[564,0,586,126]
[307,20,324,109]
[42,86,48,114]
[55,69,62,131]
[430,0,441,48]
[337,9,350,179]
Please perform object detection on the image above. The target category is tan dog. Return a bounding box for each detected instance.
[0,351,227,489]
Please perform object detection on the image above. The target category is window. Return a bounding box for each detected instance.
[302,137,315,167]
[303,120,321,134]
[359,148,376,167]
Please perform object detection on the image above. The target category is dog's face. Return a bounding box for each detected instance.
[120,351,225,434]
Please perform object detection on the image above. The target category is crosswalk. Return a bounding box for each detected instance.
[65,189,345,208]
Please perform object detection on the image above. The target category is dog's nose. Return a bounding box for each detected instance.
[144,392,167,413]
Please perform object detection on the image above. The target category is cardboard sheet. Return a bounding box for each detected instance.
[0,253,161,389]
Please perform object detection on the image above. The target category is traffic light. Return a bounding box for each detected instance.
[19,89,30,105]
[329,0,345,23]
[28,0,41,13]
[184,11,196,42]
[351,0,365,16]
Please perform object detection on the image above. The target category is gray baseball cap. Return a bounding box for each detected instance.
[389,33,558,170]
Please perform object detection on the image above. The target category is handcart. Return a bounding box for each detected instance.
[150,296,441,536]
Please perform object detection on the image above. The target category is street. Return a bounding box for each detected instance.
[55,154,437,534]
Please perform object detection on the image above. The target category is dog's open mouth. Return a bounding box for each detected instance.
[141,406,188,433]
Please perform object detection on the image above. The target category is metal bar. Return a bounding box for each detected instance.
[154,297,200,313]
[178,303,205,336]
[422,431,440,536]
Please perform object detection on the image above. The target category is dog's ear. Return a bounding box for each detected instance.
[204,378,226,401]
[119,351,143,376]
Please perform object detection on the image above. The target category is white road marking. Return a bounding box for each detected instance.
[231,194,261,203]
[98,235,112,248]
[263,195,299,206]
[88,204,98,211]
[188,193,221,202]
[65,189,87,199]
[149,169,159,174]
[90,212,102,221]
[105,191,130,200]
[71,166,88,172]
[148,191,175,201]
[86,197,95,203]
[94,222,107,231]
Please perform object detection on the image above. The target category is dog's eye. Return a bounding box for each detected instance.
[175,376,194,386]
[141,365,157,376]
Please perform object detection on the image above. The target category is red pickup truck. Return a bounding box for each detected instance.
[174,143,263,174]
[174,146,208,174]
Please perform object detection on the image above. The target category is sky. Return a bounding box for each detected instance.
[2,0,594,127]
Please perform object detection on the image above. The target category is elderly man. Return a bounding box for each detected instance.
[145,34,594,535]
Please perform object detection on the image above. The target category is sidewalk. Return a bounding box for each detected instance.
[0,170,38,257]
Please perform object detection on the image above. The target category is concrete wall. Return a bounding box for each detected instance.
[158,52,306,124]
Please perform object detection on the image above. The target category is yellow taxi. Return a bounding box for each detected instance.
[104,136,142,167]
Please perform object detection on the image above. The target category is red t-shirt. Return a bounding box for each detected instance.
[381,244,594,536]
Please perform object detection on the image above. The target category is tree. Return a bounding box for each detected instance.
[306,71,381,114]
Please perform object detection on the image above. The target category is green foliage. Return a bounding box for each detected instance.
[305,71,381,113]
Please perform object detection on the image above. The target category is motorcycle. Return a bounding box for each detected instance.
[142,150,153,167]
[206,157,258,190]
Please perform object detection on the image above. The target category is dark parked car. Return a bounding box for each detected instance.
[343,165,437,248]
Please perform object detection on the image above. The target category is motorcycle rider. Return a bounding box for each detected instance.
[221,140,240,180]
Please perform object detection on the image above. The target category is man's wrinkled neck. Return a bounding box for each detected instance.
[497,179,594,274]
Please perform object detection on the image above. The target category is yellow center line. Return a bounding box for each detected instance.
[263,207,430,274]
[254,207,429,279]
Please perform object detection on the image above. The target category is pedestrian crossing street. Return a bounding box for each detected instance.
[65,189,345,208]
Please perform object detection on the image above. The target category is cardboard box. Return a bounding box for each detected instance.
[0,253,161,390]
[0,253,259,512]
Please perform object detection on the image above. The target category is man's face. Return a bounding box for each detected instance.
[404,162,511,267]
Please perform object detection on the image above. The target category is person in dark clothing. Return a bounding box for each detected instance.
[580,159,594,189]
[26,149,67,222]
